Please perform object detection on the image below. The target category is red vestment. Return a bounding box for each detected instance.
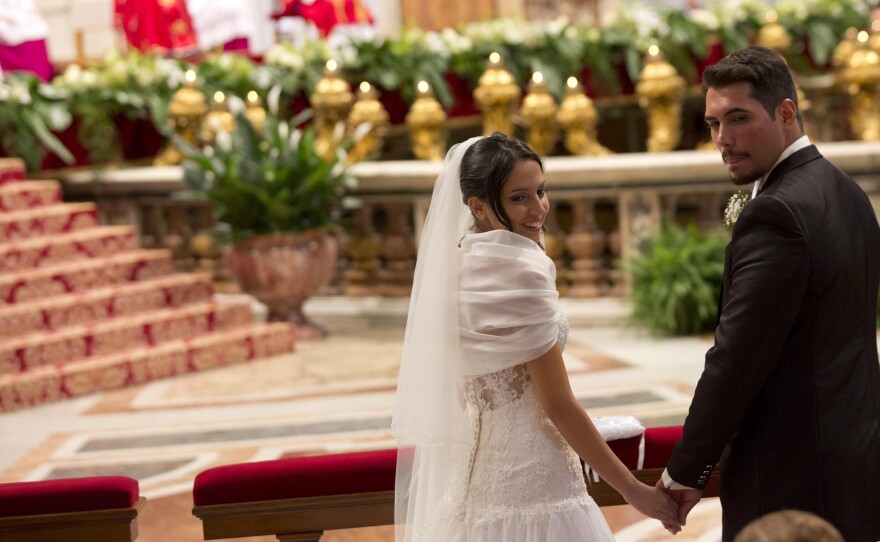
[276,0,374,37]
[114,0,198,54]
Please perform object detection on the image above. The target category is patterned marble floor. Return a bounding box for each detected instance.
[0,297,727,541]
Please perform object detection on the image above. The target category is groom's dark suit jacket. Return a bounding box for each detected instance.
[666,145,880,541]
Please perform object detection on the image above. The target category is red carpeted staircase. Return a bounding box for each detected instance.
[0,158,296,411]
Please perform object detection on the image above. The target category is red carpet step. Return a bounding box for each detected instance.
[0,273,214,339]
[0,225,136,272]
[0,299,254,375]
[0,202,98,243]
[0,180,61,212]
[0,249,174,305]
[0,323,296,410]
[0,158,25,185]
[0,157,297,411]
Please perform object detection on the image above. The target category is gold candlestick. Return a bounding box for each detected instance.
[310,59,354,159]
[838,30,880,140]
[154,69,207,166]
[245,90,266,134]
[518,71,558,156]
[636,45,686,153]
[201,91,235,144]
[405,81,447,161]
[833,27,860,69]
[346,81,390,163]
[474,52,521,136]
[556,76,611,156]
[756,10,792,52]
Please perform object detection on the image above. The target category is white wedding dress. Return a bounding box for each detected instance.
[460,318,615,541]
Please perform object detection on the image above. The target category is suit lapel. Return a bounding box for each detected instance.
[758,145,822,195]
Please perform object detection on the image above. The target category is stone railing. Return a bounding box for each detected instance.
[55,141,880,298]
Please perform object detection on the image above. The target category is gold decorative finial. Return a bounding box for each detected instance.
[346,81,390,163]
[154,69,207,165]
[245,90,266,134]
[833,27,861,68]
[556,76,611,156]
[310,59,354,159]
[474,53,521,136]
[518,71,558,155]
[757,10,792,52]
[200,90,235,143]
[405,81,447,161]
[837,29,880,140]
[636,47,686,153]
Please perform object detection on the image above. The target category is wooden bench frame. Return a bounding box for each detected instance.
[0,496,145,542]
[194,468,720,541]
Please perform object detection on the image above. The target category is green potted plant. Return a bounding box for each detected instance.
[180,107,361,338]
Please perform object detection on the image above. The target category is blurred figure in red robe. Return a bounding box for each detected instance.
[275,0,374,38]
[0,0,53,81]
[114,0,198,55]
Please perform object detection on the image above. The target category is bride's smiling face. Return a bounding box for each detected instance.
[477,159,549,244]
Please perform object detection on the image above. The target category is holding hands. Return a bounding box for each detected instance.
[622,481,683,533]
[655,479,703,534]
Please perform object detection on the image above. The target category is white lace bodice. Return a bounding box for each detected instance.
[458,313,599,533]
[464,314,569,412]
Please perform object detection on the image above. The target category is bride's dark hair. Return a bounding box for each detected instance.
[460,132,543,232]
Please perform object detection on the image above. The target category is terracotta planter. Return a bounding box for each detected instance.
[224,230,338,339]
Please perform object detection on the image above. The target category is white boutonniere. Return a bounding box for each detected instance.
[723,191,750,226]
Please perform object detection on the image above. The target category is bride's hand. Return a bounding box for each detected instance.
[623,482,681,533]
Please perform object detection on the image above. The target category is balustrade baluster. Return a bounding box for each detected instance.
[565,198,607,298]
[377,203,416,297]
[344,205,382,296]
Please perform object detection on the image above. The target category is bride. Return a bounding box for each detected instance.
[392,132,680,540]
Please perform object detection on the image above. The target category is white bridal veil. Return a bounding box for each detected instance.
[391,136,482,541]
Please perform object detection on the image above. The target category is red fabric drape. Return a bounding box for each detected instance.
[114,0,198,54]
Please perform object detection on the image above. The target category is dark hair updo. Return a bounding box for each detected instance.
[459,132,543,232]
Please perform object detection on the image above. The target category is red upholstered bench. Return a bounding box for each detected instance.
[192,426,718,541]
[0,476,144,542]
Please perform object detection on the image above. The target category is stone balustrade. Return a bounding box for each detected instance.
[56,141,880,299]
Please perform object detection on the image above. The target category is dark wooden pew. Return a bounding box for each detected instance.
[0,475,144,542]
[192,426,720,541]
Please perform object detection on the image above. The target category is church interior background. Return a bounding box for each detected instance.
[1,0,880,540]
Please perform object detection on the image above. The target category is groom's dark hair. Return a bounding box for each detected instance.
[702,45,803,131]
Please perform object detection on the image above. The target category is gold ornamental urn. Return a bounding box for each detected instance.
[474,52,521,137]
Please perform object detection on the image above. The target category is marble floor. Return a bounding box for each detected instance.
[0,296,729,541]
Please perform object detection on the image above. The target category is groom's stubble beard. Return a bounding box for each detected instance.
[722,153,766,186]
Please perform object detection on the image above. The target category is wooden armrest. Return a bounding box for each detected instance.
[194,491,393,541]
[0,496,145,542]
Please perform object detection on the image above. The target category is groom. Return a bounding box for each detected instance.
[660,46,880,541]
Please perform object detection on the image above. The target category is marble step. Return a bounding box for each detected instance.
[0,180,61,212]
[0,249,174,306]
[0,322,297,411]
[0,226,136,273]
[0,272,214,340]
[0,158,25,185]
[0,202,98,243]
[0,299,255,375]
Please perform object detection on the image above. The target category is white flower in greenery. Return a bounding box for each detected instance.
[690,9,720,31]
[289,128,302,149]
[724,191,750,226]
[440,28,471,54]
[215,130,232,152]
[0,85,10,102]
[423,31,450,59]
